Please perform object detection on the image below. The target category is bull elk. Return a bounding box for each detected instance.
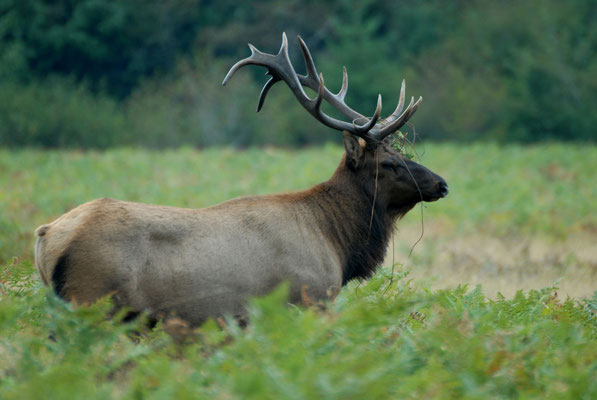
[34,34,448,327]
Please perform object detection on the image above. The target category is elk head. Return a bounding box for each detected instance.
[223,33,448,214]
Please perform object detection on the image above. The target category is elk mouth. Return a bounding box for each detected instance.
[424,196,442,202]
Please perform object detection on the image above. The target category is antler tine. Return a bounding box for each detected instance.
[297,35,319,82]
[223,44,276,108]
[380,96,415,136]
[255,34,291,111]
[337,67,348,101]
[257,76,280,112]
[370,96,422,141]
[379,79,406,125]
[312,73,383,139]
[354,94,382,134]
[222,43,263,86]
[296,36,365,122]
[314,72,325,110]
[405,96,423,122]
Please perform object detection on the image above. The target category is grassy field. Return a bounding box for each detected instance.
[1,143,596,398]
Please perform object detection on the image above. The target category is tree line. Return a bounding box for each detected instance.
[0,0,595,148]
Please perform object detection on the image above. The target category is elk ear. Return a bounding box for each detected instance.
[342,131,364,169]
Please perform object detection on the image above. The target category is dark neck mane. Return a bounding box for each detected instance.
[339,198,393,284]
[305,164,404,285]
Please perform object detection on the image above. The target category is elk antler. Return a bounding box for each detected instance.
[223,33,422,146]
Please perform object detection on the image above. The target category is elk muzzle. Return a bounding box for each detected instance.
[406,160,449,202]
[427,178,449,202]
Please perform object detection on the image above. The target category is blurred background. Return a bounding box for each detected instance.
[1,0,595,148]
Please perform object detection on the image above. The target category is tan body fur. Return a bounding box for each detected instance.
[36,188,344,326]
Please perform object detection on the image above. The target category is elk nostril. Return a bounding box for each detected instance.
[438,182,449,197]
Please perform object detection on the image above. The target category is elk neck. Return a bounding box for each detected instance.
[292,158,401,285]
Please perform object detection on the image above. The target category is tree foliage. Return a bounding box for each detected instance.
[0,0,595,147]
[0,0,200,97]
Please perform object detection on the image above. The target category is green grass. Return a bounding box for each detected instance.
[1,143,596,398]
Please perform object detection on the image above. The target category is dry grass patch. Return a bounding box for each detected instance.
[391,222,597,298]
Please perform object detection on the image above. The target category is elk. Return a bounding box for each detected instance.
[34,34,448,327]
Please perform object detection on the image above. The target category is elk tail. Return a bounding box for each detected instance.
[34,225,51,286]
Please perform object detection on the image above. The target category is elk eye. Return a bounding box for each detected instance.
[381,160,396,171]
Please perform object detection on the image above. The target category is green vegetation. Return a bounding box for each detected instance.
[1,0,596,147]
[1,258,596,398]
